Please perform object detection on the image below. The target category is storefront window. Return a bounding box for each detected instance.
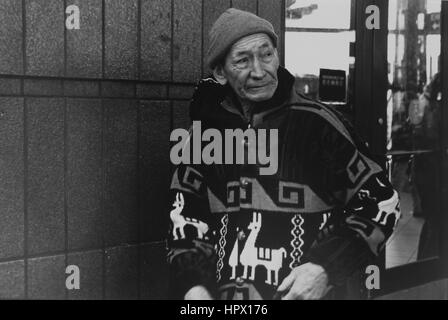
[286,0,443,271]
[285,0,355,113]
[386,0,442,268]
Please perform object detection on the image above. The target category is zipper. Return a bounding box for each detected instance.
[248,111,254,129]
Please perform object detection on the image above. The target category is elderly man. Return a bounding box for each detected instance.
[166,8,400,300]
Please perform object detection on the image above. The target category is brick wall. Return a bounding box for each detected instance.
[0,0,284,299]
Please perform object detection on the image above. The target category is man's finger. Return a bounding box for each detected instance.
[277,271,296,292]
[322,285,334,298]
[281,287,301,300]
[281,290,294,300]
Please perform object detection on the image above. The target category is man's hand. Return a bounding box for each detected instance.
[275,262,331,300]
[184,285,214,300]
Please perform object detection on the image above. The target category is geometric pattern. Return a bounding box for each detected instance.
[347,152,369,186]
[216,214,229,282]
[289,214,304,269]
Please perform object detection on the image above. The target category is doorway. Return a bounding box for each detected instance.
[285,0,447,277]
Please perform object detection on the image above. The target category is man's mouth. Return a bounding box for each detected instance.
[247,82,272,89]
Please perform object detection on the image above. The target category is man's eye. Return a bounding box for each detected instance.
[236,58,248,64]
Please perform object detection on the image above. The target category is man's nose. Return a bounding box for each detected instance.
[250,58,266,79]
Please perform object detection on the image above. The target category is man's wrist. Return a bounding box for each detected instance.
[307,231,374,286]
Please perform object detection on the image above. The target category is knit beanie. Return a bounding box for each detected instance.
[206,8,278,69]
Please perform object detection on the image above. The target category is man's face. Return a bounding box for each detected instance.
[220,33,279,103]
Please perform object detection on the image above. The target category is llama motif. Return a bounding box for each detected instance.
[373,190,401,227]
[170,192,209,240]
[239,212,286,286]
[229,228,240,280]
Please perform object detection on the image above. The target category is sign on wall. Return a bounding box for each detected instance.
[319,68,346,102]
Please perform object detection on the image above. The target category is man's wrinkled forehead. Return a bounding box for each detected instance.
[227,33,275,58]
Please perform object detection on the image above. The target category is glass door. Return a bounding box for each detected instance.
[385,0,443,269]
[285,0,356,118]
[285,0,448,296]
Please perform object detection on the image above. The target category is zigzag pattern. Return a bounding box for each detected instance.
[216,214,229,282]
[289,214,305,269]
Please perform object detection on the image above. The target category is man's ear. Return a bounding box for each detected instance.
[213,65,228,85]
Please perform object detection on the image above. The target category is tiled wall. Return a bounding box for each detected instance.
[0,0,284,299]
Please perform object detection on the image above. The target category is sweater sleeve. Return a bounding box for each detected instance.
[166,163,219,299]
[307,109,400,286]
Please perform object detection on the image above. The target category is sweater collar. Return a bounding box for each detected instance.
[189,66,299,127]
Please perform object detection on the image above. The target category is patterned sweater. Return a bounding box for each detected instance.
[166,67,400,300]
